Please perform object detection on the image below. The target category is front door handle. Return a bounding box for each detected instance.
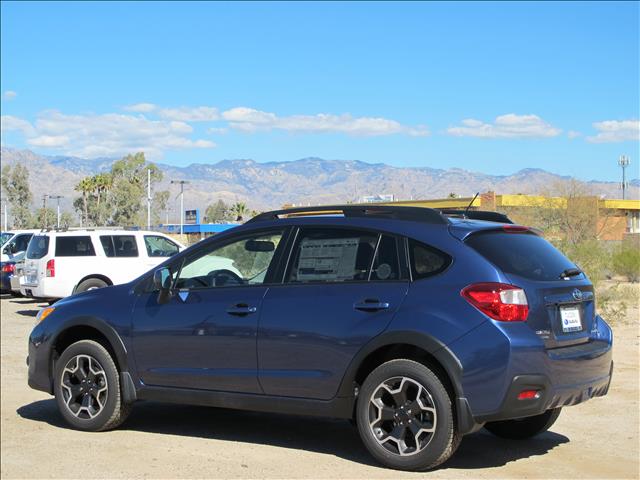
[354,299,390,312]
[226,303,258,316]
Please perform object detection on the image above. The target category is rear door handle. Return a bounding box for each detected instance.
[354,299,390,312]
[226,304,258,316]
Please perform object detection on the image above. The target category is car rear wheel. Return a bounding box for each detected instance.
[484,408,562,439]
[356,359,460,471]
[75,278,108,293]
[54,340,131,431]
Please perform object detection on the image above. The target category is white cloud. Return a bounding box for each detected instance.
[221,107,429,137]
[28,135,70,148]
[567,130,582,139]
[158,106,219,122]
[447,114,561,138]
[3,91,17,101]
[1,115,35,135]
[586,119,640,143]
[123,103,157,113]
[4,110,215,158]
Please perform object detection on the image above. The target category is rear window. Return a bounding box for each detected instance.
[100,235,139,257]
[26,235,50,259]
[466,231,577,281]
[55,236,96,257]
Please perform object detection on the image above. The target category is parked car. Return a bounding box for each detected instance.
[0,261,16,293]
[21,229,183,301]
[9,259,25,296]
[27,205,613,471]
[1,230,38,263]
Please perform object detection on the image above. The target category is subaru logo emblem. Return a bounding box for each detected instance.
[572,289,583,301]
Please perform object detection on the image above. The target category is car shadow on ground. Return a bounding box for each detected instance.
[17,399,569,470]
[16,309,39,317]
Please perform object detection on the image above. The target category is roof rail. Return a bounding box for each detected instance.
[249,204,450,225]
[436,209,513,224]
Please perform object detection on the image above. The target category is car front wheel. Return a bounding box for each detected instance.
[54,340,131,431]
[356,359,460,471]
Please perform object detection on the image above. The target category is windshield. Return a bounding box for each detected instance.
[26,235,50,260]
[466,231,579,281]
[1,232,14,246]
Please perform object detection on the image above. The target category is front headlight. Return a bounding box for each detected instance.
[36,306,55,323]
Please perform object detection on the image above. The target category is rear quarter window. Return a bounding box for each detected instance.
[55,236,96,257]
[465,231,577,281]
[408,239,451,280]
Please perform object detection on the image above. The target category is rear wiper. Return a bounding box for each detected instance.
[560,267,582,279]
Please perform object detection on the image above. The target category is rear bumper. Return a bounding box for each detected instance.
[22,279,60,300]
[475,359,613,423]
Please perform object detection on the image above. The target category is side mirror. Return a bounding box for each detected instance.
[153,267,172,304]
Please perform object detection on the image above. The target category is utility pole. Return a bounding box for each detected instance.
[170,180,190,236]
[41,194,49,229]
[2,199,7,231]
[49,195,64,228]
[147,169,151,229]
[618,155,631,200]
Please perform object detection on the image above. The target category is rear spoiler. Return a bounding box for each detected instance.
[436,209,513,224]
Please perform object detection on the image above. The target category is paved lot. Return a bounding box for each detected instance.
[1,292,638,479]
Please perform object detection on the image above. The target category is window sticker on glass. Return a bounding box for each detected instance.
[296,238,360,282]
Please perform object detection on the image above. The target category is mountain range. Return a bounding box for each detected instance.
[1,147,638,219]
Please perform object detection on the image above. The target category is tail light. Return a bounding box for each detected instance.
[46,259,55,277]
[2,263,15,274]
[461,282,529,322]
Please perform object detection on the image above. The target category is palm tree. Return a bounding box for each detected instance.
[93,173,113,224]
[231,201,248,221]
[75,177,95,226]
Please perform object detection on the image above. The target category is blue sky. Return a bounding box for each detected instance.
[1,1,638,181]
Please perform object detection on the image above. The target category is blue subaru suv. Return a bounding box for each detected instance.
[27,205,613,471]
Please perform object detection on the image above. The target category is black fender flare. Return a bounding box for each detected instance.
[336,330,463,398]
[50,315,129,373]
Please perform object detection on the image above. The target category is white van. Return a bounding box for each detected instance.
[21,229,184,300]
[1,230,39,263]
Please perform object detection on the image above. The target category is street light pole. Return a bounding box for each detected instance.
[170,180,190,236]
[618,155,631,200]
[147,169,151,229]
[49,195,64,228]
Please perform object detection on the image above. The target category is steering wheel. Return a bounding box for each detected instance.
[208,269,245,287]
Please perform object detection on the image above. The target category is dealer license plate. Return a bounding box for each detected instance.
[560,306,582,333]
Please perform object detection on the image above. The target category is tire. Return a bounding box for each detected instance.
[53,340,131,431]
[75,278,108,293]
[356,359,461,471]
[484,408,562,439]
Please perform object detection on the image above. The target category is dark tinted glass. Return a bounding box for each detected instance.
[55,236,96,257]
[100,235,138,257]
[286,228,378,283]
[371,235,401,281]
[27,236,49,259]
[466,231,577,281]
[409,239,451,280]
[14,234,33,252]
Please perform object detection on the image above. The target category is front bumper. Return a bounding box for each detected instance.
[27,329,53,394]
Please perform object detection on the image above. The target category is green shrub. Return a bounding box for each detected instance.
[612,240,640,282]
[559,239,611,287]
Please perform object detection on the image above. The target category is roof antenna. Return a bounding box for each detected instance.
[464,192,479,218]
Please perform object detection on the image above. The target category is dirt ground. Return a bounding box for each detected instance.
[1,288,639,479]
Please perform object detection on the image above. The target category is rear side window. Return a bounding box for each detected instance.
[144,235,179,257]
[286,228,378,283]
[408,239,451,280]
[55,236,96,257]
[26,236,50,259]
[100,235,139,257]
[466,231,577,281]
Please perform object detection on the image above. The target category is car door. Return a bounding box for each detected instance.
[131,227,288,393]
[257,227,410,400]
